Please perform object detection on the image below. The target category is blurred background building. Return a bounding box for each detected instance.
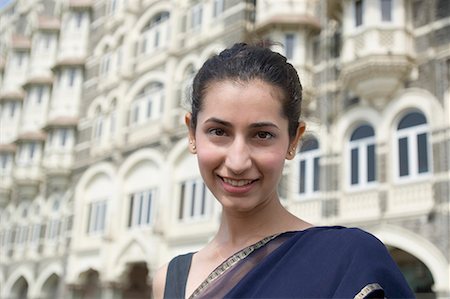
[0,0,449,298]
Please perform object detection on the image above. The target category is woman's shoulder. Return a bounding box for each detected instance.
[298,225,387,254]
[152,263,168,299]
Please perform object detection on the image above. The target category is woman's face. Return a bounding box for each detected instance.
[186,79,303,213]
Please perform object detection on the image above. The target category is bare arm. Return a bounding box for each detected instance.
[152,264,168,299]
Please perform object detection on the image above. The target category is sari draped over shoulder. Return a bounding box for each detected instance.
[163,226,414,299]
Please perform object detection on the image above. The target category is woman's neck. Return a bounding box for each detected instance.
[213,198,309,249]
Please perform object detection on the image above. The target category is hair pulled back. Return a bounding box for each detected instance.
[190,42,302,138]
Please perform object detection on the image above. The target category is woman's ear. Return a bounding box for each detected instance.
[185,113,197,154]
[286,121,306,160]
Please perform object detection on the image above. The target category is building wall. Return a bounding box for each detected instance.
[0,0,449,298]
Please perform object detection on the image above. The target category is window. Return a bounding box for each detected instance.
[298,138,320,197]
[47,219,60,241]
[29,223,41,246]
[140,12,170,55]
[349,125,376,188]
[17,142,40,165]
[100,53,111,76]
[94,114,103,140]
[191,3,203,30]
[129,83,164,126]
[87,199,108,235]
[0,154,11,172]
[68,68,76,87]
[128,189,156,228]
[284,33,295,60]
[178,178,211,221]
[381,0,392,21]
[355,0,364,27]
[213,0,225,18]
[36,86,45,104]
[73,11,83,28]
[396,112,430,180]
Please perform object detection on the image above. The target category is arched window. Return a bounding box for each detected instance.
[140,12,170,55]
[298,137,320,197]
[349,124,376,188]
[178,178,213,221]
[46,197,61,242]
[129,82,164,126]
[93,106,103,141]
[396,111,430,179]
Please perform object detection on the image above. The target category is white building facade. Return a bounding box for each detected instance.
[0,0,449,298]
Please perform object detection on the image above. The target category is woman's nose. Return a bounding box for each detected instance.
[224,137,252,175]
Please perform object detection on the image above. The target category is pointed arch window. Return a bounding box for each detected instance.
[129,82,164,127]
[140,12,170,55]
[349,124,376,188]
[396,111,431,180]
[298,137,320,197]
[178,178,213,221]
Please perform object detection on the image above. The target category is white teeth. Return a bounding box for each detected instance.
[223,177,253,187]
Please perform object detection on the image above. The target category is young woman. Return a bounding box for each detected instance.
[153,43,414,299]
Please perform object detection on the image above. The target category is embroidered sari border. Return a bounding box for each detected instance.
[189,233,280,299]
[354,283,385,299]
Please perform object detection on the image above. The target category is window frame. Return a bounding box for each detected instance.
[347,124,378,191]
[127,189,156,229]
[394,112,432,183]
[296,138,321,199]
[178,178,212,222]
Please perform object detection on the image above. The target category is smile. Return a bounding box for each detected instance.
[221,177,254,187]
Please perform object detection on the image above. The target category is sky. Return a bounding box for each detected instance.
[0,0,12,10]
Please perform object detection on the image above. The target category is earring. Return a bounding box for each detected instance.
[289,148,296,156]
[189,140,196,150]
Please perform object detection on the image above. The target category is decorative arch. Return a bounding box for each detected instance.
[372,224,449,293]
[87,95,107,118]
[334,105,380,151]
[93,34,115,56]
[381,88,444,134]
[124,71,166,107]
[133,1,171,34]
[174,55,199,82]
[198,42,225,63]
[118,148,165,179]
[109,234,156,280]
[4,266,34,297]
[76,162,116,196]
[31,263,62,297]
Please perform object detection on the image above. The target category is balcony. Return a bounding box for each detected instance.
[0,144,15,206]
[340,27,415,104]
[288,180,434,225]
[13,131,46,199]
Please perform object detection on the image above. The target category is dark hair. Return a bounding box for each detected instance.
[190,42,302,138]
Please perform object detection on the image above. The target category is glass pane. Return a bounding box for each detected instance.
[190,182,196,217]
[381,0,392,21]
[399,137,409,176]
[179,183,185,220]
[138,194,144,225]
[128,195,134,227]
[398,112,427,129]
[200,184,206,215]
[367,144,376,182]
[350,125,374,140]
[351,148,359,185]
[146,192,152,224]
[299,160,306,193]
[355,0,363,26]
[285,34,295,60]
[300,138,319,152]
[313,157,320,191]
[417,133,429,173]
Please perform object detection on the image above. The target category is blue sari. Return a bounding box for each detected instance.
[164,226,414,298]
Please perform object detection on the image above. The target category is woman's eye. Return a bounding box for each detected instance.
[256,132,274,140]
[209,128,226,136]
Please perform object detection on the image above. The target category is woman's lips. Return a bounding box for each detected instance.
[218,176,257,194]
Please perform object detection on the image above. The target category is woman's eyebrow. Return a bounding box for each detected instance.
[204,117,231,126]
[204,118,279,130]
